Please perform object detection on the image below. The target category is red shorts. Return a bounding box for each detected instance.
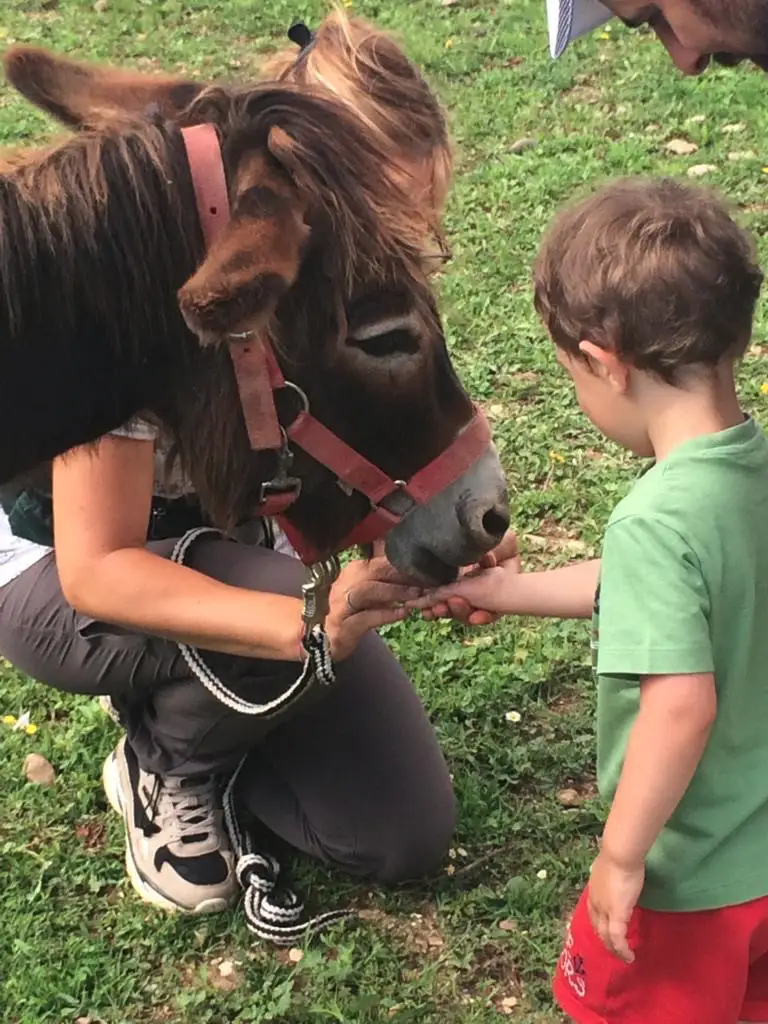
[553,886,768,1023]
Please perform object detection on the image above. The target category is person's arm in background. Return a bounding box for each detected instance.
[53,435,417,662]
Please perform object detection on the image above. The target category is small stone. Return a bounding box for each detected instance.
[558,788,583,808]
[687,164,717,177]
[75,1018,93,1024]
[665,138,698,155]
[23,753,55,786]
[722,121,746,133]
[499,996,519,1014]
[510,137,537,154]
[287,947,304,963]
[728,150,758,161]
[441,0,459,6]
[218,960,235,977]
[688,114,706,124]
[93,0,108,10]
[498,918,517,932]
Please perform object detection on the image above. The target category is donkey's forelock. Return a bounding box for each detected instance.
[183,82,444,294]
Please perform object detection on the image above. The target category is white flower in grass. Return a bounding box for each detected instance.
[505,711,522,724]
[536,869,548,881]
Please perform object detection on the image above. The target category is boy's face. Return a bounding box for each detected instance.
[555,346,654,457]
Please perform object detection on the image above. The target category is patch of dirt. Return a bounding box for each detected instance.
[75,819,107,851]
[557,777,598,806]
[178,951,245,994]
[523,519,592,565]
[561,83,603,106]
[549,689,586,716]
[459,940,522,1013]
[358,903,446,957]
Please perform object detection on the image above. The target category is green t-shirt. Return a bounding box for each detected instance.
[594,416,768,912]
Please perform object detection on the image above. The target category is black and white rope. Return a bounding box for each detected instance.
[170,527,336,716]
[171,526,351,943]
[223,759,354,945]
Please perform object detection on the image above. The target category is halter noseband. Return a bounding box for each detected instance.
[179,122,491,564]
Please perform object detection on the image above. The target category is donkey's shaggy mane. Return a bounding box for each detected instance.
[0,79,448,533]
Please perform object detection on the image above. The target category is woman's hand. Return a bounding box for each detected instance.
[324,556,423,661]
[418,529,521,625]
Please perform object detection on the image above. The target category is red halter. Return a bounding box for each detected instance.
[180,124,491,564]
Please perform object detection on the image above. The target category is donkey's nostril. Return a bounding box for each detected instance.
[482,507,510,541]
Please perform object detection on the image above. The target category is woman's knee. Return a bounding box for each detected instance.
[375,786,457,884]
[322,778,457,885]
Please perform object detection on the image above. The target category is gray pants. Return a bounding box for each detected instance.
[0,537,455,883]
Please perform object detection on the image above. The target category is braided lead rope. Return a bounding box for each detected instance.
[169,527,335,715]
[223,749,354,945]
[172,526,353,943]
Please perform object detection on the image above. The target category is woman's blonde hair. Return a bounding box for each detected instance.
[261,7,453,214]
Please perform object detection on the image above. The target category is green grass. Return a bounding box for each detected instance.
[3,1,768,1020]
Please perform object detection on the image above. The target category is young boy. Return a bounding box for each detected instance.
[414,177,768,1023]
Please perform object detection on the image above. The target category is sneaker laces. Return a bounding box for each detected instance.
[149,774,224,852]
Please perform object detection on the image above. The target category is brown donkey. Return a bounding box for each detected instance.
[0,39,508,583]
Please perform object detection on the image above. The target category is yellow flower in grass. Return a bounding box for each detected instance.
[2,714,17,727]
[761,382,768,395]
[24,724,38,736]
[445,38,453,49]
[549,450,565,463]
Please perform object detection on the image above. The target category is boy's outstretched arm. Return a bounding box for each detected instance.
[412,558,601,620]
[589,672,717,964]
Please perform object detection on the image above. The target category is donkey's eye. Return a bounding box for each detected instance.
[350,329,420,358]
[347,314,421,359]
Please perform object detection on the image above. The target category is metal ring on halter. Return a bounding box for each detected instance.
[226,329,258,340]
[279,379,310,416]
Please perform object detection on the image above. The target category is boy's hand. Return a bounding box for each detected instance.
[587,852,643,965]
[415,530,521,624]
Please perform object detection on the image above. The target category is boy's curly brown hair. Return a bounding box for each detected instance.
[533,177,764,383]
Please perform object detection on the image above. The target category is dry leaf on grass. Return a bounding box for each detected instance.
[665,138,698,155]
[687,164,717,177]
[23,753,55,786]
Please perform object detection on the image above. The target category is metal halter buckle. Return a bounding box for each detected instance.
[301,556,341,633]
[257,428,301,504]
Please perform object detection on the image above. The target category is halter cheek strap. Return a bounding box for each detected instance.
[180,124,296,513]
[180,121,494,564]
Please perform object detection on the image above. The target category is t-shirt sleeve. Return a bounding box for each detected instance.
[597,514,713,678]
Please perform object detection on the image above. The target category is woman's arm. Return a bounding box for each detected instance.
[53,436,414,661]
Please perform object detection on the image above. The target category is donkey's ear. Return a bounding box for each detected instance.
[178,151,310,345]
[2,45,203,128]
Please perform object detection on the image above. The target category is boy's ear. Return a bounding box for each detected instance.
[579,340,629,392]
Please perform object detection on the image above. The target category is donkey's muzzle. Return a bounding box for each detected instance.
[457,496,511,550]
[384,444,510,586]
